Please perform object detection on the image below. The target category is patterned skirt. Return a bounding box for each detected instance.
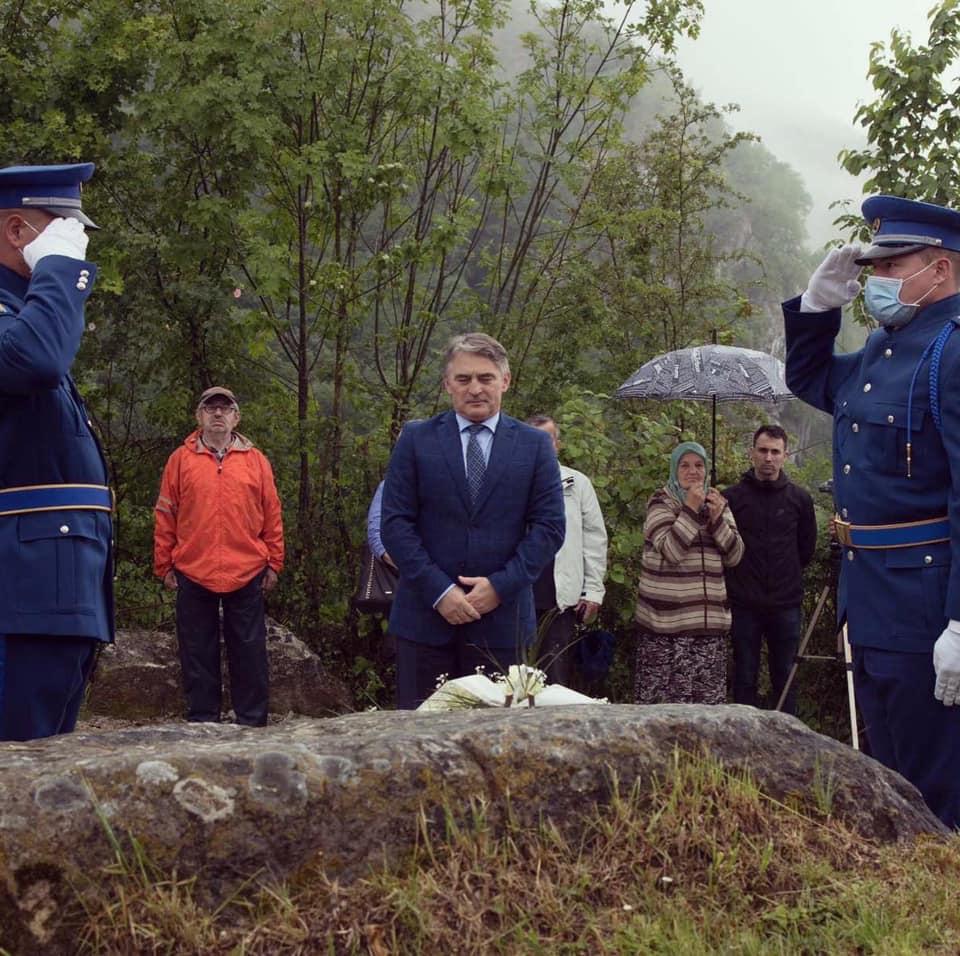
[634,631,727,705]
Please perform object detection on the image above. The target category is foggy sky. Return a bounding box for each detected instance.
[674,0,933,249]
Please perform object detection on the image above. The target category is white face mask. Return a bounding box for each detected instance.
[864,260,939,329]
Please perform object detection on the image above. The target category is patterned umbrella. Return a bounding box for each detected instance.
[616,344,793,403]
[616,344,796,483]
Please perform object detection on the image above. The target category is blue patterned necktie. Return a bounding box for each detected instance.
[466,423,487,504]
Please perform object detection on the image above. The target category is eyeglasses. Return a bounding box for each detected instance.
[200,404,238,414]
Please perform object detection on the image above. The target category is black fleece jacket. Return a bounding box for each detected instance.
[721,469,817,609]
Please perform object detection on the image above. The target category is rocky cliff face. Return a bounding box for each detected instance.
[0,705,944,952]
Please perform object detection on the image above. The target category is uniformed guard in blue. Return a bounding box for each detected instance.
[784,195,960,828]
[0,163,112,741]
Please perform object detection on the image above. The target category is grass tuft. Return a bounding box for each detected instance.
[58,749,960,954]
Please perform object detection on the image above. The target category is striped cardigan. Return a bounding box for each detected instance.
[634,488,744,636]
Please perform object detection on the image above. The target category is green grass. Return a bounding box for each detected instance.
[58,749,960,954]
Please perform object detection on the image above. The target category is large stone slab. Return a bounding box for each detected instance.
[0,705,945,952]
[84,620,352,719]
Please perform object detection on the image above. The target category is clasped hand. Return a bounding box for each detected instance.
[437,576,501,625]
[684,486,725,522]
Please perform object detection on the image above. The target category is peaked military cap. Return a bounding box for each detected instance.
[855,195,960,265]
[0,162,98,229]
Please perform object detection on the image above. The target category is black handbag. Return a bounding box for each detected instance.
[353,544,399,614]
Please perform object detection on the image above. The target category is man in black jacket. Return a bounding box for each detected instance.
[723,426,817,714]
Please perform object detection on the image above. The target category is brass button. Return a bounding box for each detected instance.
[924,555,933,565]
[59,524,69,534]
[847,550,855,561]
[852,423,859,433]
[843,464,851,475]
[887,415,895,424]
[842,508,848,518]
[884,348,892,358]
[864,383,872,392]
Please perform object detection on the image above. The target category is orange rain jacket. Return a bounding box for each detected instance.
[154,431,284,593]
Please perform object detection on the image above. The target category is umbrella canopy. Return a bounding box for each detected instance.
[616,344,794,404]
[616,344,796,485]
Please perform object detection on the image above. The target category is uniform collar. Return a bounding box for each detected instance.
[0,262,28,298]
[905,291,960,332]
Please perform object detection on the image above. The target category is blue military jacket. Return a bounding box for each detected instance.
[0,257,113,641]
[784,293,960,653]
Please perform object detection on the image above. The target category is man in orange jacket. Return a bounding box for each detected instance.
[154,386,284,726]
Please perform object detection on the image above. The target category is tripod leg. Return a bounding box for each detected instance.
[841,623,860,751]
[775,584,830,712]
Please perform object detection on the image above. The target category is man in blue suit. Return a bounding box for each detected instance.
[0,163,112,740]
[382,332,565,708]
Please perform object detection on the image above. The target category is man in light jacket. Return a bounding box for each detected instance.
[154,386,284,726]
[528,415,608,685]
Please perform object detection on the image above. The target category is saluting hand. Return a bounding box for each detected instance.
[800,243,863,312]
[23,217,89,270]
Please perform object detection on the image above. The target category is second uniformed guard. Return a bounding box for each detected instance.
[784,195,960,828]
[0,163,112,741]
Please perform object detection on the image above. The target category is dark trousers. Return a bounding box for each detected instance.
[175,570,269,726]
[854,645,960,829]
[535,607,577,686]
[731,606,801,715]
[0,634,98,741]
[396,638,526,710]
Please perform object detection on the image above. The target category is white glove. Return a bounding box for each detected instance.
[22,217,89,270]
[799,243,863,312]
[933,620,960,706]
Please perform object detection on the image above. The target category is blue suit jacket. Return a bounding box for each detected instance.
[381,411,565,649]
[0,258,113,641]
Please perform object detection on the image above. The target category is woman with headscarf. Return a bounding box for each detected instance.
[634,441,744,705]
